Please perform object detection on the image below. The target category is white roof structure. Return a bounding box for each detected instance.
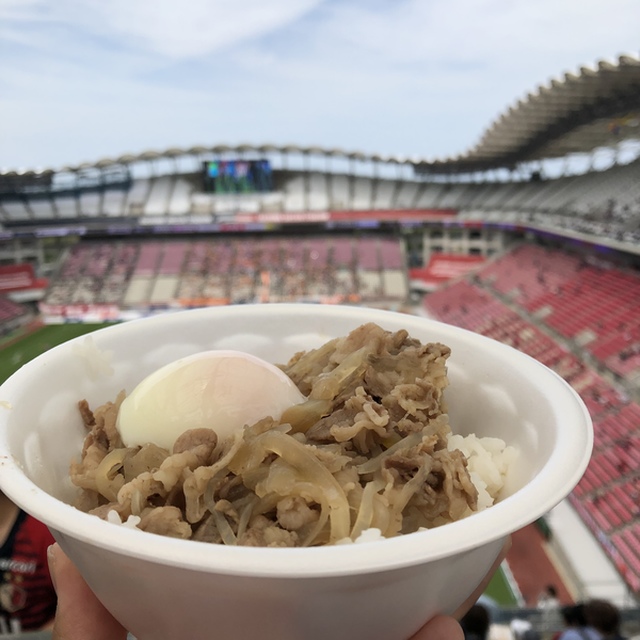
[417,53,640,173]
[3,53,639,177]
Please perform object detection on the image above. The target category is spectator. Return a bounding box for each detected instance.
[461,603,491,640]
[0,490,57,633]
[556,604,599,640]
[511,617,540,640]
[537,585,559,608]
[537,584,562,636]
[584,599,626,640]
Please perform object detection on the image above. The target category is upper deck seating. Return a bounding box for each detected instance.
[424,271,640,594]
[477,244,640,381]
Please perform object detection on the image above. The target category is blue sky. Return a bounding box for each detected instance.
[1,0,639,171]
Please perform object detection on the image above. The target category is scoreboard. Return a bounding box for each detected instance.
[202,159,273,194]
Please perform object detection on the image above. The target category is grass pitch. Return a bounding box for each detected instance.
[0,323,114,385]
[485,564,519,607]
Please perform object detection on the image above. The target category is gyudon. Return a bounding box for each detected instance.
[70,322,514,547]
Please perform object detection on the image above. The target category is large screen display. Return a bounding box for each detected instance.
[202,159,273,194]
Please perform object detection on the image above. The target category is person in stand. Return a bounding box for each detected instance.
[556,604,599,640]
[0,490,57,633]
[537,584,562,638]
[538,585,560,610]
[584,599,627,640]
[460,603,490,640]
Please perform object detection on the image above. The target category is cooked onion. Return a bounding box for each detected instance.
[95,448,133,501]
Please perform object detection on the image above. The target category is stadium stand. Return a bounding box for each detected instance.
[39,235,408,316]
[0,296,32,338]
[13,162,637,245]
[168,178,194,215]
[475,244,640,385]
[424,244,640,596]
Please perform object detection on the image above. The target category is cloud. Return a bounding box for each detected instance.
[111,0,324,58]
[0,0,326,59]
[1,0,639,169]
[320,0,638,65]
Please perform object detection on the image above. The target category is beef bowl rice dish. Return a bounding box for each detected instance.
[0,304,593,640]
[70,322,517,547]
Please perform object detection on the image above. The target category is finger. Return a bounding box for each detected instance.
[48,543,128,640]
[452,536,512,620]
[410,615,464,640]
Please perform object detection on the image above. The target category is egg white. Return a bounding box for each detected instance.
[117,350,306,450]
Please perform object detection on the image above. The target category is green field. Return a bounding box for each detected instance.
[1,322,519,607]
[0,323,114,384]
[485,565,519,607]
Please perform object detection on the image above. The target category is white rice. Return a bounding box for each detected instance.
[447,433,518,513]
[107,510,142,529]
[336,528,385,545]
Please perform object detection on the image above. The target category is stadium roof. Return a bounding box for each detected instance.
[4,54,640,178]
[416,53,640,174]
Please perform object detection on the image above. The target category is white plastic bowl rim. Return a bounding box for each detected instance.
[0,304,593,579]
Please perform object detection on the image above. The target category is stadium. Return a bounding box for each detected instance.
[1,52,640,637]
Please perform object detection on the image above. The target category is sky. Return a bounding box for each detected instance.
[1,0,639,172]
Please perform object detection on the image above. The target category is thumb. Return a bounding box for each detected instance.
[48,543,128,640]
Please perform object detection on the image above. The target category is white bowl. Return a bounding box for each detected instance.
[0,304,592,640]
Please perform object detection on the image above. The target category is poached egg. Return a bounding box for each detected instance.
[117,350,306,450]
